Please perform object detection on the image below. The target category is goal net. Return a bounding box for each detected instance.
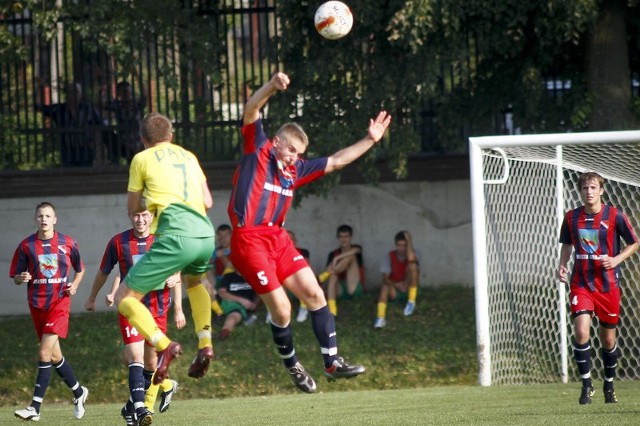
[469,131,640,386]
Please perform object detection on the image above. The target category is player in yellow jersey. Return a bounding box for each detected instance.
[114,112,216,388]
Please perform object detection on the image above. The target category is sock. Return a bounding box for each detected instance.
[119,297,171,351]
[187,283,213,349]
[377,302,387,319]
[318,271,330,283]
[53,357,83,398]
[128,362,146,415]
[31,361,52,413]
[310,305,338,368]
[269,322,297,369]
[160,378,173,392]
[300,302,307,310]
[573,341,592,388]
[211,299,223,316]
[143,370,157,410]
[408,286,418,303]
[601,345,619,390]
[328,299,338,317]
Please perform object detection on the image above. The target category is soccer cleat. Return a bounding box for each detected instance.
[265,311,272,324]
[578,386,594,405]
[296,307,309,323]
[159,379,178,413]
[154,342,183,385]
[403,301,415,316]
[136,408,153,426]
[120,405,136,426]
[187,346,214,379]
[604,386,618,403]
[318,271,331,284]
[288,362,317,393]
[15,406,40,422]
[373,317,386,329]
[324,357,366,381]
[73,385,89,419]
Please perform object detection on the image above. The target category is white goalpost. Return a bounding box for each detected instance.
[469,131,640,386]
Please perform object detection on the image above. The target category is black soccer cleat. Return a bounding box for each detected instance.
[324,357,366,381]
[288,362,317,393]
[578,386,594,405]
[604,386,618,404]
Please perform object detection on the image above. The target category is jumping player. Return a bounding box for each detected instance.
[114,112,216,387]
[557,172,638,404]
[228,72,391,392]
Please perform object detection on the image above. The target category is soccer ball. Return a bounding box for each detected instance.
[314,1,353,40]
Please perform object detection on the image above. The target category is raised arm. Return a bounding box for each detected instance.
[325,111,391,173]
[243,72,290,126]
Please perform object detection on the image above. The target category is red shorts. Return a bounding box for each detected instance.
[230,226,309,294]
[118,311,168,346]
[569,286,621,326]
[29,296,71,340]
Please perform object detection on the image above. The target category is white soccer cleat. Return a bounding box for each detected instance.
[373,317,386,329]
[73,386,89,419]
[296,307,309,323]
[15,406,40,422]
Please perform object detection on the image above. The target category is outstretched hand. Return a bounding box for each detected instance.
[368,111,392,143]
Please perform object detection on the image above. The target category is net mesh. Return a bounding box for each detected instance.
[481,142,640,385]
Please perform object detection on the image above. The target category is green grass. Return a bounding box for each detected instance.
[3,286,640,424]
[0,286,477,407]
[3,383,640,425]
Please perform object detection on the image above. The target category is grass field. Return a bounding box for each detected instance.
[2,383,640,425]
[3,286,640,424]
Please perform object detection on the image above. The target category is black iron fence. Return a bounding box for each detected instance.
[0,1,596,172]
[1,1,279,170]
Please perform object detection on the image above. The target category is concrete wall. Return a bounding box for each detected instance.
[0,180,472,315]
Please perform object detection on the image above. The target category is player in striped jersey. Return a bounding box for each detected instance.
[557,172,639,405]
[10,202,88,422]
[227,72,391,392]
[85,210,184,425]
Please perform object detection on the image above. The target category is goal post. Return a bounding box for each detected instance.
[469,130,640,387]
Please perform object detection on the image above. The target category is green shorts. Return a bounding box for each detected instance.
[338,281,364,300]
[220,300,249,320]
[126,234,214,293]
[390,289,409,304]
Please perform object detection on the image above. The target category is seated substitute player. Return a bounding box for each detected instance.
[205,224,232,317]
[10,201,89,422]
[374,231,420,329]
[320,224,365,317]
[215,263,261,341]
[228,71,391,393]
[114,112,216,386]
[557,171,638,405]
[84,210,185,425]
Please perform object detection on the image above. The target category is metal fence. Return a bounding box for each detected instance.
[1,0,278,170]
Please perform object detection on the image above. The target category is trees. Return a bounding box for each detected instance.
[2,0,639,174]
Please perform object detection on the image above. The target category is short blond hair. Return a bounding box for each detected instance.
[275,122,309,147]
[141,112,173,144]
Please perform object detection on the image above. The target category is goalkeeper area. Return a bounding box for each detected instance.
[469,131,640,386]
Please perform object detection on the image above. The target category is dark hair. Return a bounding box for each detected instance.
[336,224,353,236]
[216,224,232,232]
[394,231,407,243]
[36,201,56,214]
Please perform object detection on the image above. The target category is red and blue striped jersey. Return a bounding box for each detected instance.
[227,119,327,228]
[99,230,171,315]
[10,232,84,310]
[560,205,637,292]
